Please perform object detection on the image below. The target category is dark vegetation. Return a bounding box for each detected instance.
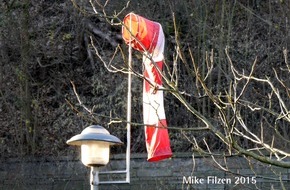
[0,0,289,162]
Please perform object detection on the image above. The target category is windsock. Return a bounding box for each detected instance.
[122,12,172,162]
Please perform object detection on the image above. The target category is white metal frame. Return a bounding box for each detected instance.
[92,14,133,186]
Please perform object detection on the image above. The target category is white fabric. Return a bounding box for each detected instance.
[143,24,166,126]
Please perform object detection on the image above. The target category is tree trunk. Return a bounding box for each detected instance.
[19,0,35,154]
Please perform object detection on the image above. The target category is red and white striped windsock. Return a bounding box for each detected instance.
[122,12,172,162]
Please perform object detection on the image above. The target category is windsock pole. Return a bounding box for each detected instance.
[125,13,132,183]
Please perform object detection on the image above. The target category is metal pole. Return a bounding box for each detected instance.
[125,13,133,183]
[92,15,132,185]
[91,167,99,190]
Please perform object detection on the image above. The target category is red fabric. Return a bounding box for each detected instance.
[143,61,163,92]
[122,12,172,162]
[122,12,160,53]
[144,61,172,162]
[143,61,172,162]
[145,120,172,162]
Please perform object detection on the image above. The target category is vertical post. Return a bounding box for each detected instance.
[125,14,132,183]
[91,167,99,190]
